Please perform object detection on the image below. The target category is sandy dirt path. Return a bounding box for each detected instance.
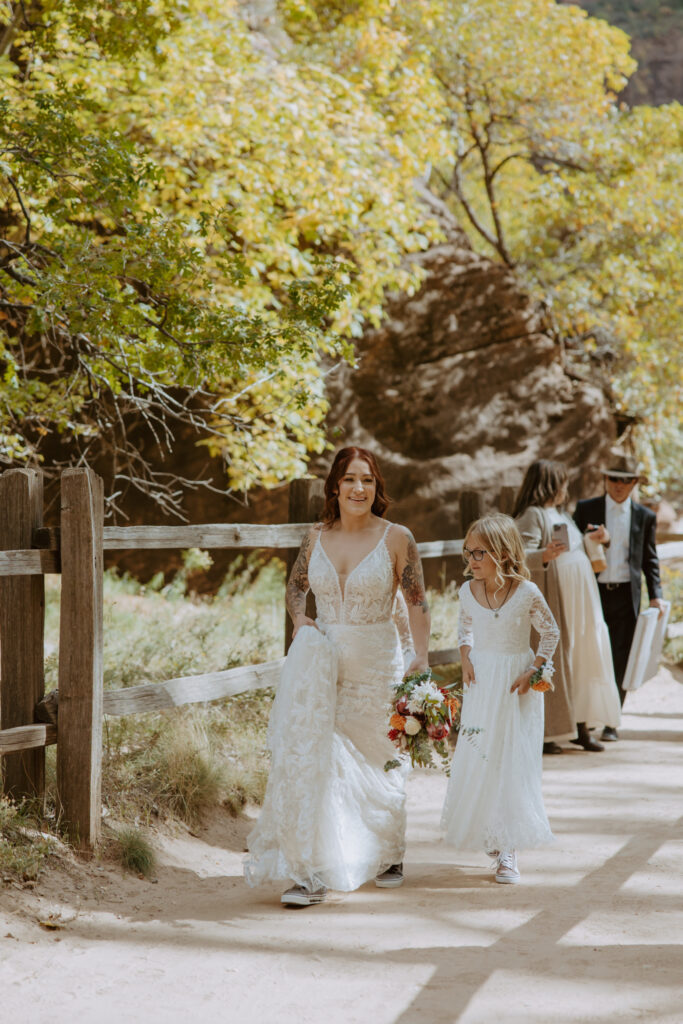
[2,667,682,1024]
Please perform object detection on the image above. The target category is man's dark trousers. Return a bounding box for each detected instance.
[597,582,637,706]
[574,495,662,712]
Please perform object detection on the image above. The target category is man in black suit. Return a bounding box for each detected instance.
[574,451,665,742]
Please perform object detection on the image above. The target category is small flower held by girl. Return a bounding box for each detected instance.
[441,514,560,884]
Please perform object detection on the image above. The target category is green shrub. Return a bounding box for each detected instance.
[0,798,53,881]
[113,826,156,877]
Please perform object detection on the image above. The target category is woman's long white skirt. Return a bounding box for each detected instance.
[244,623,406,892]
[441,647,554,853]
[555,549,621,728]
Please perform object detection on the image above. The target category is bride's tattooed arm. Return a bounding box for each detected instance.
[400,533,429,614]
[285,529,313,625]
[394,527,431,672]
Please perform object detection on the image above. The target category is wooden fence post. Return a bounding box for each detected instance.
[284,478,325,653]
[459,490,485,535]
[497,485,518,517]
[57,468,104,848]
[0,469,46,801]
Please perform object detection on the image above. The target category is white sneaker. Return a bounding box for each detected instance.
[375,863,404,888]
[280,883,327,907]
[495,851,520,884]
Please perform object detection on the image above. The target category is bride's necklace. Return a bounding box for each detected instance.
[483,579,513,618]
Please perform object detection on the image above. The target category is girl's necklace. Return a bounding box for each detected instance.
[483,579,513,618]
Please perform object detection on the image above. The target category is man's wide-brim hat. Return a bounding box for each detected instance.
[601,449,641,479]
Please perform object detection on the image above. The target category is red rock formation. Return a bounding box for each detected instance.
[316,232,616,547]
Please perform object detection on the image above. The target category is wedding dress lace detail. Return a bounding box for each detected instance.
[457,580,559,674]
[244,626,340,889]
[308,523,395,625]
[245,520,406,892]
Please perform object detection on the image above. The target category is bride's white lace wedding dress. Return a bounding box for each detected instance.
[441,579,559,853]
[244,523,406,892]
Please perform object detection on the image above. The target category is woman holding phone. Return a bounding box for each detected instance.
[513,460,620,753]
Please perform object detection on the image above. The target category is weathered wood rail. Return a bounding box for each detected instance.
[0,468,680,847]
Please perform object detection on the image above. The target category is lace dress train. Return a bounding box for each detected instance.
[244,525,406,892]
[441,580,558,853]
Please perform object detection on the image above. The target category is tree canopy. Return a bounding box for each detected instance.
[2,0,681,502]
[0,0,441,511]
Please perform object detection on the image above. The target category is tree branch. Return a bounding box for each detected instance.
[465,106,513,266]
[5,174,31,245]
[450,160,501,255]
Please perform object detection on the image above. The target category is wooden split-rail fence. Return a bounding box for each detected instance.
[1,467,680,849]
[0,469,489,849]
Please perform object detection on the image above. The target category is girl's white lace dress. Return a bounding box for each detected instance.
[441,579,559,853]
[244,523,406,891]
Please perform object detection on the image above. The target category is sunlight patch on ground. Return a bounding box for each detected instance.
[618,839,683,898]
[456,969,683,1024]
[560,910,683,946]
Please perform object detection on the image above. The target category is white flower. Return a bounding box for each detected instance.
[407,681,441,713]
[404,716,422,736]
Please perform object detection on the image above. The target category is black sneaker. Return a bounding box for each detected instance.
[280,883,327,907]
[601,727,619,742]
[375,863,404,888]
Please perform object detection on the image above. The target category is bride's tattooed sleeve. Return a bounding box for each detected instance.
[400,531,429,613]
[285,529,313,620]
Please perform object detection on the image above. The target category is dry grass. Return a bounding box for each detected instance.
[42,552,281,834]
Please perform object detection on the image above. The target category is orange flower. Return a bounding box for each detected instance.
[447,697,461,713]
[390,713,407,732]
[531,680,552,693]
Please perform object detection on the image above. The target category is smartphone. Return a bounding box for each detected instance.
[552,522,569,549]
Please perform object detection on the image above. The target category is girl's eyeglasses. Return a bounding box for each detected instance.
[463,547,488,563]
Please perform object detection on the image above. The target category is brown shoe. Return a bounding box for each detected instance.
[543,741,563,755]
[570,723,604,752]
[570,735,605,751]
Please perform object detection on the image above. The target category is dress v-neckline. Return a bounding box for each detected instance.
[317,526,390,602]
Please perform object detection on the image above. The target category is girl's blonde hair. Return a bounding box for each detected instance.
[464,513,530,594]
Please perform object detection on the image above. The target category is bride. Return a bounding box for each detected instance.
[244,446,430,907]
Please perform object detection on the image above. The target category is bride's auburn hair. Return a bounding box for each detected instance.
[322,446,391,526]
[465,513,530,593]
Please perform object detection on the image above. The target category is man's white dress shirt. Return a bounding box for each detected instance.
[598,495,632,584]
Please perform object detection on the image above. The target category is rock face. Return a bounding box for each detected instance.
[566,1,683,106]
[318,230,616,544]
[623,31,683,106]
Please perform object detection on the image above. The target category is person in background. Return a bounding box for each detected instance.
[514,460,621,753]
[574,450,665,742]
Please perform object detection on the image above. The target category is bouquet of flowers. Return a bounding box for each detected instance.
[529,663,554,692]
[384,670,461,774]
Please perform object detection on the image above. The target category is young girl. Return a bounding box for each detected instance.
[441,514,559,883]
